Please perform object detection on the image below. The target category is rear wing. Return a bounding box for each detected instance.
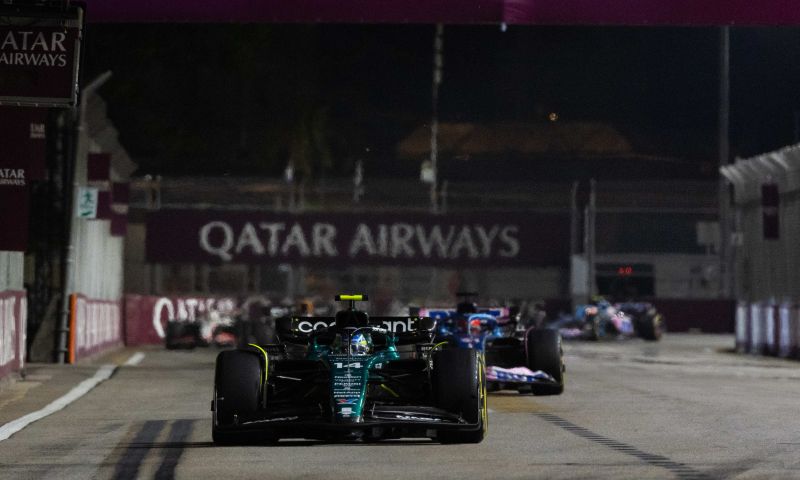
[278,316,435,335]
[417,307,512,321]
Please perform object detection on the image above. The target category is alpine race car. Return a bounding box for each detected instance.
[212,294,487,445]
[552,298,663,341]
[418,293,564,395]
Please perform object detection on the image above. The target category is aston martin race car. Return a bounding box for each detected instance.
[552,298,663,341]
[212,294,487,445]
[418,293,564,395]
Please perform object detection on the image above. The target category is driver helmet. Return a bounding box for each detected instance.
[350,332,371,355]
[469,318,482,336]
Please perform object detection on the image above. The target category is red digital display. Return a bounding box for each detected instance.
[617,266,634,276]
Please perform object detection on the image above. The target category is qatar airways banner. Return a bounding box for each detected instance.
[0,290,27,380]
[145,210,569,267]
[68,294,123,363]
[0,6,83,107]
[124,294,238,345]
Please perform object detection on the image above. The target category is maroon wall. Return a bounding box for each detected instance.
[68,294,123,363]
[653,299,735,333]
[545,297,735,333]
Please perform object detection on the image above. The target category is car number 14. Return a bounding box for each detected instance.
[334,362,363,368]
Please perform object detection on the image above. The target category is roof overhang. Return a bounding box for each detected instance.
[83,0,800,25]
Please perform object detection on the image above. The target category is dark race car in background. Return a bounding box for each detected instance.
[165,297,337,350]
[552,298,664,341]
[417,293,564,395]
[165,309,238,349]
[212,294,487,445]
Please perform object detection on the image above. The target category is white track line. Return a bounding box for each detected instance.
[0,364,116,442]
[123,352,146,366]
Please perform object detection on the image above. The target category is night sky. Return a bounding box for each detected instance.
[82,25,800,180]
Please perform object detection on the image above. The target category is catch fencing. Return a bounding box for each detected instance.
[721,143,800,357]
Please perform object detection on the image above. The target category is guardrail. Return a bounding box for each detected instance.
[0,290,26,380]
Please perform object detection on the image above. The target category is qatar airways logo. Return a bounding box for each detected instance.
[198,221,520,263]
[0,30,69,67]
[0,168,25,186]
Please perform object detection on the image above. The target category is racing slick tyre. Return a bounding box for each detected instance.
[212,350,269,445]
[636,313,664,342]
[526,329,565,396]
[432,349,487,444]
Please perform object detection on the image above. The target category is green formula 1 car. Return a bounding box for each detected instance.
[212,294,487,444]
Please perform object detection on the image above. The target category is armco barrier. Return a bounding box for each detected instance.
[0,290,26,380]
[124,294,237,345]
[68,294,123,363]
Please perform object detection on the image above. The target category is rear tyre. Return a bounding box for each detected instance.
[212,350,265,445]
[636,313,663,341]
[526,329,565,396]
[432,349,486,444]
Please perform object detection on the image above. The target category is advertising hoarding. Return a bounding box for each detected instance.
[145,209,570,267]
[0,5,83,107]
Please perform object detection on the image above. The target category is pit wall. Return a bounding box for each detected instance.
[67,294,123,363]
[0,290,27,380]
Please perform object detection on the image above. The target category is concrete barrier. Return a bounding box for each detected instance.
[778,303,793,358]
[793,305,800,360]
[765,303,778,356]
[749,303,764,355]
[735,302,749,353]
[68,294,123,363]
[0,290,26,380]
[735,301,800,361]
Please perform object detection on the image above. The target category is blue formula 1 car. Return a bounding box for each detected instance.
[553,298,663,342]
[417,293,564,395]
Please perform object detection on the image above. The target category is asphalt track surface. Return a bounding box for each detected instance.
[2,334,800,479]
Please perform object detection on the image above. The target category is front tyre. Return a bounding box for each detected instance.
[212,350,263,445]
[432,349,487,444]
[526,329,565,395]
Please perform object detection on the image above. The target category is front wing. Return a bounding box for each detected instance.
[215,405,480,440]
[485,365,558,385]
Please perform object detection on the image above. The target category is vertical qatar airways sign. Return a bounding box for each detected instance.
[146,210,570,267]
[0,5,83,107]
